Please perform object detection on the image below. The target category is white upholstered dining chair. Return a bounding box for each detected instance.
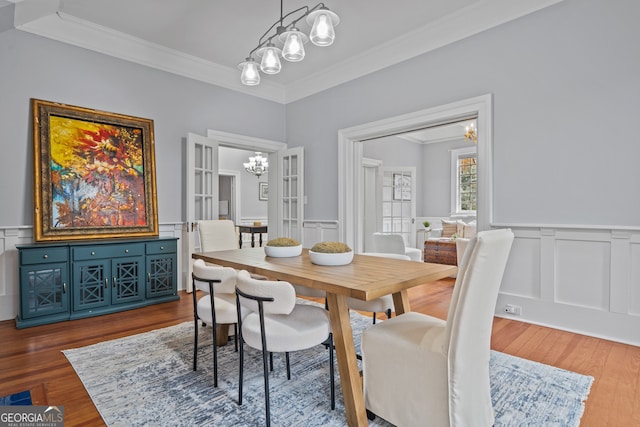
[235,270,335,427]
[361,229,514,427]
[191,259,238,387]
[198,220,238,252]
[371,232,423,262]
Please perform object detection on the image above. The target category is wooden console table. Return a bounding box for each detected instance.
[424,239,457,265]
[238,225,268,248]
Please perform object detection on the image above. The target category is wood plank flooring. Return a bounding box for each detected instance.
[1,278,638,426]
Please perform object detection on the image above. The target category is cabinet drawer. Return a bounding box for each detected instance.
[73,243,144,261]
[21,247,68,265]
[146,240,177,255]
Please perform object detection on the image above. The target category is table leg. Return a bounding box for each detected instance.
[251,232,256,248]
[326,293,369,427]
[239,232,243,249]
[391,289,411,315]
[259,233,263,247]
[215,324,230,346]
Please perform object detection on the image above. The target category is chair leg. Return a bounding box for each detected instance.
[238,338,244,406]
[212,321,218,388]
[286,352,291,380]
[386,308,392,319]
[234,324,238,352]
[372,312,377,324]
[328,333,335,410]
[193,316,199,371]
[269,352,274,371]
[261,345,271,426]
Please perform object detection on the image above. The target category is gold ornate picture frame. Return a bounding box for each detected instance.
[32,99,158,241]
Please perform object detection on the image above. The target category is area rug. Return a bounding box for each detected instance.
[62,308,593,426]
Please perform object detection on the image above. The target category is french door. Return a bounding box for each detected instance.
[380,167,416,247]
[276,147,304,242]
[183,133,218,291]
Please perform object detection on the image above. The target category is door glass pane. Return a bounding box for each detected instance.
[195,145,203,168]
[195,171,202,194]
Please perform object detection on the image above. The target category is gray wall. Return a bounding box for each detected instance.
[0,26,285,227]
[218,147,268,220]
[286,0,640,227]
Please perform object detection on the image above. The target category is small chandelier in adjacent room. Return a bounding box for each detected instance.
[464,122,477,144]
[244,152,269,177]
[239,1,340,86]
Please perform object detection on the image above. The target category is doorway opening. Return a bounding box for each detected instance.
[338,94,493,253]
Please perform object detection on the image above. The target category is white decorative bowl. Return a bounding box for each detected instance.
[264,245,302,258]
[309,250,354,266]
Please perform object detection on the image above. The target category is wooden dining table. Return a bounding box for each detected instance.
[192,247,457,427]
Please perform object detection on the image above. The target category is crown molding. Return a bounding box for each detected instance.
[12,0,563,105]
[14,8,286,103]
[283,0,564,103]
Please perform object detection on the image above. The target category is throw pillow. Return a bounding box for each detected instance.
[463,221,477,238]
[441,220,457,238]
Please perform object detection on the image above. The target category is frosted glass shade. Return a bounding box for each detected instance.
[240,58,260,86]
[281,28,307,62]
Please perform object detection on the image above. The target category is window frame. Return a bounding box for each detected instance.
[450,146,477,216]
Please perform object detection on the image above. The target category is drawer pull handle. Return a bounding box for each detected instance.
[125,249,129,253]
[147,273,151,283]
[113,277,117,288]
[63,282,67,293]
[91,251,96,256]
[43,254,48,259]
[104,278,108,288]
[160,246,164,250]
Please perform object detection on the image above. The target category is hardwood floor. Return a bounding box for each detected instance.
[1,279,638,426]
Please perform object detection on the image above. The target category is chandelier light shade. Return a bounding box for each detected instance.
[239,57,261,85]
[281,27,307,62]
[243,152,269,177]
[307,8,339,46]
[258,43,282,74]
[239,1,339,85]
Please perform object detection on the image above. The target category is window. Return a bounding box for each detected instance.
[450,147,477,215]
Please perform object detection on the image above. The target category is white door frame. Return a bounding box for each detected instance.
[219,169,241,223]
[206,129,287,240]
[338,94,493,252]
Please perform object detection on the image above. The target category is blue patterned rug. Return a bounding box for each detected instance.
[62,307,593,426]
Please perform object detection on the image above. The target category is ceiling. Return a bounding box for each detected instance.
[5,0,561,103]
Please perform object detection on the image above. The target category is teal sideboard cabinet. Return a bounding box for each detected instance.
[16,237,179,328]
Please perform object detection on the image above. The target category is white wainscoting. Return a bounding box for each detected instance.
[0,223,183,323]
[496,226,640,347]
[2,222,638,346]
[303,220,340,248]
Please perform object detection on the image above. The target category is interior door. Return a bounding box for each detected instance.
[275,147,304,243]
[380,167,416,247]
[183,132,219,291]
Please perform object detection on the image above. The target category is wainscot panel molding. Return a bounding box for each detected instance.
[496,225,640,347]
[0,223,183,323]
[303,220,340,249]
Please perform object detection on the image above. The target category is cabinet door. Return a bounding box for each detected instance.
[73,260,110,311]
[146,253,176,298]
[111,256,144,304]
[20,263,69,319]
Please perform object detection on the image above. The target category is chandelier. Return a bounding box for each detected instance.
[243,152,269,177]
[239,1,340,86]
[464,122,477,144]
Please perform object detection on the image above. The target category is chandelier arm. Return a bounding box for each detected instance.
[252,5,312,56]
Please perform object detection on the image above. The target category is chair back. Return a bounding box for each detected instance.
[235,270,296,316]
[371,233,406,256]
[443,229,514,426]
[198,220,238,252]
[192,259,237,294]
